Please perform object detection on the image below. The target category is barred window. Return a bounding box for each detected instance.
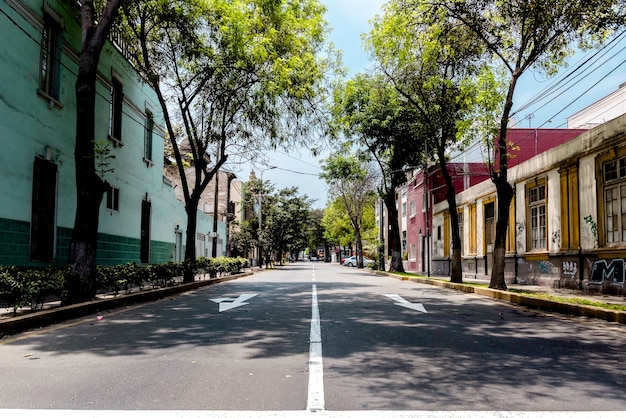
[529,184,546,250]
[602,158,626,244]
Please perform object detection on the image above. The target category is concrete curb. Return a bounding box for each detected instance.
[0,272,252,337]
[377,272,626,324]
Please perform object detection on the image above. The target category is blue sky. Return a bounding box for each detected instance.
[232,1,626,210]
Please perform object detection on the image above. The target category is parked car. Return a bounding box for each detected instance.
[342,255,375,267]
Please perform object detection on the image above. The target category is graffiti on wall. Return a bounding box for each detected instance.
[516,222,525,250]
[584,215,598,248]
[562,261,578,277]
[551,230,561,247]
[589,259,625,284]
[539,260,558,275]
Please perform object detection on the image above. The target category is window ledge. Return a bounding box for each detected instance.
[108,135,123,148]
[524,252,549,261]
[143,157,154,167]
[37,90,63,110]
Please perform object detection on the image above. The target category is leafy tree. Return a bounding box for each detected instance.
[320,153,378,268]
[265,187,313,264]
[306,209,326,261]
[65,0,126,304]
[331,75,423,272]
[405,0,625,289]
[120,0,334,280]
[322,198,355,251]
[367,1,502,282]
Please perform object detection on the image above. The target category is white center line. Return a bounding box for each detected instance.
[307,283,324,412]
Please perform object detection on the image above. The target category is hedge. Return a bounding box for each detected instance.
[0,257,250,316]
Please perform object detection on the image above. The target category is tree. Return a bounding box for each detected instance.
[265,187,313,264]
[65,0,125,304]
[367,1,501,282]
[331,74,423,272]
[322,199,355,252]
[121,0,334,280]
[306,209,326,261]
[409,0,625,289]
[320,152,378,268]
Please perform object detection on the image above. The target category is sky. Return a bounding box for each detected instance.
[230,1,626,210]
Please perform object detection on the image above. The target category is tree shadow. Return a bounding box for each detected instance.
[4,264,626,410]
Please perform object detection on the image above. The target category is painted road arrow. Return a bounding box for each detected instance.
[384,294,427,313]
[210,294,257,312]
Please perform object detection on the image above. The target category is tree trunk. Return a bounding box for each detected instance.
[384,193,405,273]
[65,1,121,304]
[65,173,106,303]
[489,178,513,289]
[354,226,364,268]
[438,146,462,283]
[66,69,106,304]
[489,73,518,290]
[183,196,200,282]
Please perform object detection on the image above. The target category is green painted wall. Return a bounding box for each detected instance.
[0,0,225,268]
[0,217,175,267]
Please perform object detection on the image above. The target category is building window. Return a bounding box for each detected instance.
[110,76,123,143]
[39,13,62,102]
[457,210,464,254]
[602,157,626,244]
[144,110,154,163]
[469,204,477,254]
[402,202,407,217]
[106,184,120,211]
[529,184,547,250]
[402,230,407,253]
[31,158,57,261]
[409,200,416,217]
[484,200,495,253]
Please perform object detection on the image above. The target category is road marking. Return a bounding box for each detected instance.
[209,294,257,312]
[384,294,428,313]
[307,284,324,412]
[2,409,624,417]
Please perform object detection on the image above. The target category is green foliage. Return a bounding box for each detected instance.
[0,257,249,315]
[93,139,116,179]
[0,267,64,315]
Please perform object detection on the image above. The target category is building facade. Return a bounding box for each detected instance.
[431,113,626,294]
[0,0,224,267]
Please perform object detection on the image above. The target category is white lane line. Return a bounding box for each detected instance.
[3,410,623,417]
[307,283,324,412]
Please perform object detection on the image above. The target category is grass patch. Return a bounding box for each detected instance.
[507,289,626,311]
[387,272,625,311]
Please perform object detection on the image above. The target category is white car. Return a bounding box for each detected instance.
[342,255,375,267]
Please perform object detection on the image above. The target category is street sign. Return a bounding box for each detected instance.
[384,294,427,313]
[210,294,257,312]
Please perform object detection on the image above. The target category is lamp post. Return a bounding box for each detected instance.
[258,165,276,267]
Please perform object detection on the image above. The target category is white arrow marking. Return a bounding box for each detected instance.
[210,294,257,312]
[384,294,427,313]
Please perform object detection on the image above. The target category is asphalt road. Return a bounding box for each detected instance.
[1,262,626,417]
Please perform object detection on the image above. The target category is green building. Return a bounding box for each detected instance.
[0,0,225,267]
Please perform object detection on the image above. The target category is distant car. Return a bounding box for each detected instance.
[342,255,375,267]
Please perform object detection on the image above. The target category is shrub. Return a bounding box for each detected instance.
[0,267,64,315]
